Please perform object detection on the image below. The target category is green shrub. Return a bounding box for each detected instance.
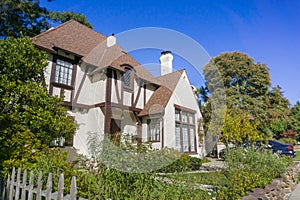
[75,166,211,199]
[218,147,290,200]
[25,148,77,193]
[157,154,206,172]
[158,154,191,173]
[190,156,202,170]
[18,136,211,199]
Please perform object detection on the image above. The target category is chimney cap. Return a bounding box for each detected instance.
[161,50,172,55]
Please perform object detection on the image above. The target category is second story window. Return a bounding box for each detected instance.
[54,58,73,86]
[123,68,132,88]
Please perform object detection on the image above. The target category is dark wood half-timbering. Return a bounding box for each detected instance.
[133,111,142,146]
[133,82,142,107]
[104,68,113,134]
[143,84,146,106]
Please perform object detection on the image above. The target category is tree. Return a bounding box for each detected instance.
[288,102,300,139]
[267,86,290,138]
[0,0,92,38]
[202,51,289,139]
[220,109,260,147]
[0,37,76,170]
[0,0,50,37]
[49,11,93,29]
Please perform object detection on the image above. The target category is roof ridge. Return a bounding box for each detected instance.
[156,69,185,79]
[33,20,75,39]
[33,20,107,40]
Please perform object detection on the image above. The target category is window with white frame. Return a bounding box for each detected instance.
[175,107,196,153]
[54,58,73,86]
[147,118,161,142]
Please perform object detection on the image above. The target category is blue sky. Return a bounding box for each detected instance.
[41,0,300,105]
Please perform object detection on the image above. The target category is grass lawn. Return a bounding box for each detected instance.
[294,150,300,161]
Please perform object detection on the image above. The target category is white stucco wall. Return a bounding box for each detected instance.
[45,54,53,91]
[145,84,156,103]
[111,72,122,104]
[75,64,106,105]
[71,107,105,155]
[163,71,203,157]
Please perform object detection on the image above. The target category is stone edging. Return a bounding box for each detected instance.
[242,163,300,200]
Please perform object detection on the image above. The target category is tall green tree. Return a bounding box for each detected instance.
[202,51,289,139]
[49,11,93,28]
[0,0,92,38]
[0,0,50,37]
[288,102,300,139]
[267,86,290,137]
[0,37,76,170]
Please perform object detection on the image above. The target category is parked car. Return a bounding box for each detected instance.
[238,140,296,157]
[219,140,296,158]
[268,140,296,157]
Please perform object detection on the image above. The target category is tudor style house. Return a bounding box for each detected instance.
[32,20,205,157]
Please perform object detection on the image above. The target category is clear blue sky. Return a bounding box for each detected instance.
[41,0,300,105]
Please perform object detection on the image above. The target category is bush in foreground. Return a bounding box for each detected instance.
[218,147,290,199]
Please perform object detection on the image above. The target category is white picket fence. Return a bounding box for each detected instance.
[1,167,87,200]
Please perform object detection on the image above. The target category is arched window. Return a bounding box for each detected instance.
[123,67,132,88]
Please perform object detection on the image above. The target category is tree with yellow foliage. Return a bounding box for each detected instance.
[220,109,261,147]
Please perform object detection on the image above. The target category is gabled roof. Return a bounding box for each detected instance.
[32,20,106,57]
[139,70,184,116]
[110,54,158,84]
[32,20,157,84]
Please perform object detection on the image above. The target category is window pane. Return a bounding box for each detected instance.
[190,127,195,152]
[123,68,131,87]
[175,123,181,151]
[182,111,188,123]
[54,58,73,86]
[175,109,180,121]
[189,114,194,124]
[148,119,160,141]
[182,125,189,152]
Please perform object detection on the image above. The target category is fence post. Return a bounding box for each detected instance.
[70,176,77,200]
[3,168,85,200]
[57,174,64,200]
[0,175,3,200]
[5,174,10,200]
[21,169,27,200]
[14,168,21,200]
[45,173,52,200]
[9,167,15,200]
[36,172,43,200]
[27,171,34,200]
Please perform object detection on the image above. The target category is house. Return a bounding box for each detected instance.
[32,20,205,157]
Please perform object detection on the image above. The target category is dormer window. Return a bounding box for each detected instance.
[123,67,132,88]
[54,58,74,86]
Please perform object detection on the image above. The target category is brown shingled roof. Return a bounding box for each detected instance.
[111,54,158,84]
[83,42,125,71]
[33,20,157,84]
[139,70,184,116]
[32,20,106,57]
